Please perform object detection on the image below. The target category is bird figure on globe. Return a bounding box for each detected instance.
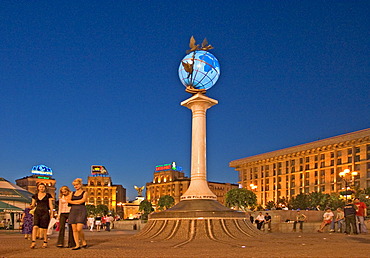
[179,36,220,94]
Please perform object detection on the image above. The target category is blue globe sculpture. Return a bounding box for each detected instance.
[178,50,220,91]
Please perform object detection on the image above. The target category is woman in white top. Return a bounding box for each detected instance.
[56,186,76,248]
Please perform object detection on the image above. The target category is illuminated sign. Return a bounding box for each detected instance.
[155,162,182,172]
[91,165,108,175]
[31,165,53,176]
[37,176,50,179]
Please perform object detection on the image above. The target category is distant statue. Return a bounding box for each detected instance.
[134,186,145,197]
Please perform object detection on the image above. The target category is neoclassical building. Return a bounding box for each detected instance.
[82,166,126,214]
[146,162,238,206]
[229,128,370,206]
[16,165,57,199]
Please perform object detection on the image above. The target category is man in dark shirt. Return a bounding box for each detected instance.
[264,213,272,231]
[343,199,358,235]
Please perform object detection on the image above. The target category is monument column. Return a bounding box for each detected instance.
[180,93,217,200]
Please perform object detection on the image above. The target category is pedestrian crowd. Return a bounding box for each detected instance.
[18,178,118,251]
[249,198,367,235]
[317,198,367,235]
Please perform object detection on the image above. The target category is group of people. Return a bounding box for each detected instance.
[248,198,367,234]
[21,178,88,250]
[317,198,367,235]
[251,212,272,231]
[87,214,114,232]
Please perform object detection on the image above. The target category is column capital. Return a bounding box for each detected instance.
[181,93,218,110]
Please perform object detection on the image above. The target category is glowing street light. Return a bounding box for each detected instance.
[339,169,358,200]
[250,183,257,191]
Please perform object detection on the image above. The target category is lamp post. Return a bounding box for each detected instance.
[250,183,257,191]
[117,202,123,219]
[339,169,358,200]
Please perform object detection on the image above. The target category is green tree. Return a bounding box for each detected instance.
[157,195,175,210]
[139,200,154,220]
[308,192,330,210]
[327,193,345,210]
[265,200,275,210]
[86,204,96,216]
[96,204,109,215]
[358,187,370,208]
[225,188,257,211]
[289,193,310,210]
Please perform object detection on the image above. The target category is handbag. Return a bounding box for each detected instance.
[29,207,36,215]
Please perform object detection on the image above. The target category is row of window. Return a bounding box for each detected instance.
[245,162,366,180]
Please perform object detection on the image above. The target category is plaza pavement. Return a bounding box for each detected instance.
[0,229,369,257]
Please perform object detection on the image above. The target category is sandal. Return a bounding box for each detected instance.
[42,241,48,248]
[30,241,36,249]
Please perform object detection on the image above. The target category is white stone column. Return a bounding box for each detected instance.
[180,93,218,200]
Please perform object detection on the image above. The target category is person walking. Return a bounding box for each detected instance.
[105,214,114,231]
[293,211,307,232]
[343,199,358,235]
[21,203,33,240]
[87,216,95,231]
[30,183,54,249]
[354,198,367,234]
[95,215,102,231]
[67,178,88,250]
[56,186,76,248]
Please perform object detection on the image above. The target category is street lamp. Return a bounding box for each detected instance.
[117,202,124,219]
[250,183,257,191]
[339,169,358,200]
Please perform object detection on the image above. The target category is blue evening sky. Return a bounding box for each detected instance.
[1,1,369,200]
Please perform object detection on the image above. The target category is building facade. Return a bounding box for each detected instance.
[16,164,56,199]
[229,128,370,206]
[82,166,126,214]
[146,162,238,206]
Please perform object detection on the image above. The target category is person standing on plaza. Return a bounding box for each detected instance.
[354,198,367,234]
[101,215,107,231]
[105,214,114,231]
[67,178,88,250]
[56,186,75,248]
[87,216,95,231]
[255,212,265,230]
[30,183,54,248]
[293,211,307,232]
[318,208,334,233]
[343,199,358,235]
[264,213,272,231]
[95,215,102,231]
[21,203,33,240]
[249,213,254,224]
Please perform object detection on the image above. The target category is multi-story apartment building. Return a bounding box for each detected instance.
[146,162,238,206]
[83,165,126,213]
[229,128,370,206]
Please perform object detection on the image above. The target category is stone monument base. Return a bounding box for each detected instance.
[135,199,262,247]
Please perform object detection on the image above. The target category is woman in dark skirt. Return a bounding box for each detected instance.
[67,178,88,250]
[30,183,54,248]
